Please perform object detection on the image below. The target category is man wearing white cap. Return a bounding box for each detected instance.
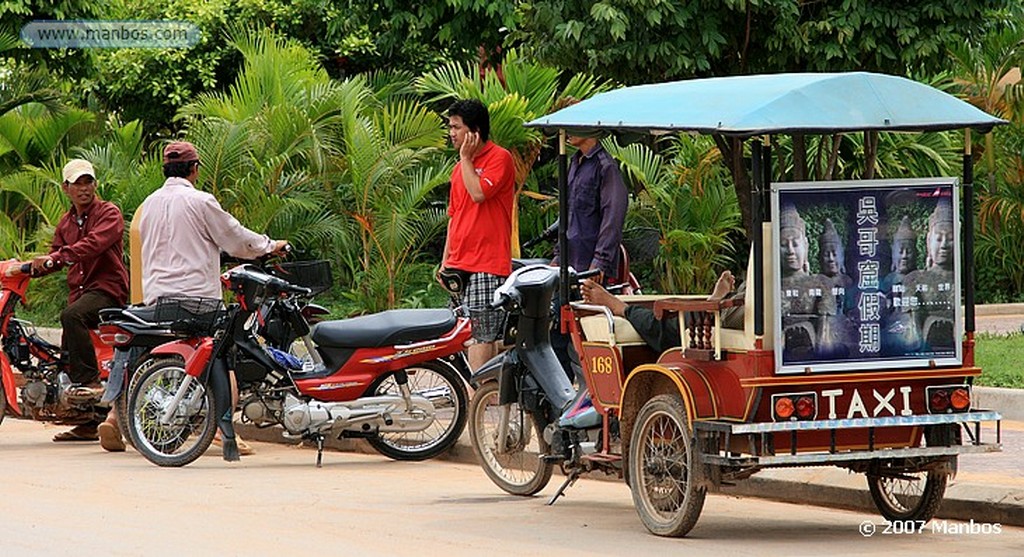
[29,159,129,443]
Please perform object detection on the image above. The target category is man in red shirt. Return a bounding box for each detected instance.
[442,99,515,370]
[30,159,129,443]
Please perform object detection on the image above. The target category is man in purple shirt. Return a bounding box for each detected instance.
[30,159,130,443]
[552,134,628,283]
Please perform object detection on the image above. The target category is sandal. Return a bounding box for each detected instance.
[98,421,126,452]
[53,424,99,442]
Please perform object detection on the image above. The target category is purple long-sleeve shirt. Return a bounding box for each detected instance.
[557,144,628,279]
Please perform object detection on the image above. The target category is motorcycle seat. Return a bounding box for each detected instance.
[99,305,158,324]
[312,309,457,349]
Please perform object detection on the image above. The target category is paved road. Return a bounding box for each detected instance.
[1,419,1020,557]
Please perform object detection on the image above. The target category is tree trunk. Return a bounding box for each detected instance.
[715,134,753,239]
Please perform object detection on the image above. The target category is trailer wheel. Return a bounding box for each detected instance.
[867,463,948,522]
[628,394,706,537]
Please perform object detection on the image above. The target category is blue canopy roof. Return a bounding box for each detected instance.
[525,72,1006,137]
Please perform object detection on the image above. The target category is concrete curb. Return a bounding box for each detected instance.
[974,303,1024,317]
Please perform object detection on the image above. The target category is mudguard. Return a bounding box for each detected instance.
[1,351,22,416]
[471,350,513,387]
[150,338,214,378]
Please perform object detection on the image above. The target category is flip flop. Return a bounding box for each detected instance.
[98,421,126,452]
[53,425,99,442]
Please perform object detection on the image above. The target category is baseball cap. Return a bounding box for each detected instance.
[62,159,95,184]
[163,141,200,165]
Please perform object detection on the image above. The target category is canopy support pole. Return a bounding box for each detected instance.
[963,130,975,335]
[752,139,764,340]
[558,129,569,311]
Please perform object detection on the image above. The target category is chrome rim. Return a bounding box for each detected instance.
[372,366,461,452]
[132,365,210,457]
[877,473,927,513]
[636,409,692,519]
[474,388,543,487]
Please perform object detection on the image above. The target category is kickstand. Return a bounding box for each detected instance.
[313,434,324,468]
[546,473,578,506]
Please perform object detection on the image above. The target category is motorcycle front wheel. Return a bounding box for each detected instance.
[365,359,468,461]
[127,357,216,467]
[468,381,553,496]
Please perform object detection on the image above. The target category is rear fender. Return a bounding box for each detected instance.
[620,365,696,446]
[1,351,22,415]
[151,338,215,378]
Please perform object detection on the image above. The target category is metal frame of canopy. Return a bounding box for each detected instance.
[526,72,1007,348]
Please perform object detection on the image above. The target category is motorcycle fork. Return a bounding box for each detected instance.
[493,365,522,455]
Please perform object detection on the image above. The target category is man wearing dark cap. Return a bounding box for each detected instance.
[132,141,288,455]
[29,159,129,443]
[138,141,289,304]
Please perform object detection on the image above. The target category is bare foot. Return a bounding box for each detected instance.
[708,271,735,301]
[581,279,628,317]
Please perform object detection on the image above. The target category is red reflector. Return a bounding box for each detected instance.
[775,397,795,420]
[795,396,815,418]
[930,389,951,412]
[950,388,970,410]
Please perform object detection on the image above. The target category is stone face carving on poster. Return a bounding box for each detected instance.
[772,178,962,374]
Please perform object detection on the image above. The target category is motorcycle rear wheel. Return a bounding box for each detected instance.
[468,381,553,496]
[365,359,468,461]
[127,357,216,467]
[116,354,162,449]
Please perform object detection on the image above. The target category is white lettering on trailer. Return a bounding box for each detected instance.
[822,388,843,419]
[872,388,896,416]
[900,386,913,416]
[847,389,868,419]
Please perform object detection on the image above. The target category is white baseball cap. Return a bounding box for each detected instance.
[62,159,95,184]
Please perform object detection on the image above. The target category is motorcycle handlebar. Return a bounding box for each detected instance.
[575,268,602,281]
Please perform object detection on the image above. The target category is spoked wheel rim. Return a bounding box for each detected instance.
[868,466,947,522]
[468,382,552,495]
[370,363,466,454]
[628,395,706,537]
[131,364,213,459]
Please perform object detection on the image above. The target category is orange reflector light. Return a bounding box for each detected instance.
[950,388,970,410]
[775,397,795,420]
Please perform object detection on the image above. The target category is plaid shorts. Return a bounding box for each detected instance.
[459,272,506,343]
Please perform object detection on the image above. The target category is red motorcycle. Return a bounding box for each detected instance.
[125,261,473,467]
[0,259,114,426]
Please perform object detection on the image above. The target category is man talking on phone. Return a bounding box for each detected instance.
[441,99,515,371]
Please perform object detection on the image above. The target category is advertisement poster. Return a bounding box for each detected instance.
[772,178,962,373]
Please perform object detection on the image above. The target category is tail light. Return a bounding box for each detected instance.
[98,323,134,347]
[927,384,971,414]
[772,392,817,421]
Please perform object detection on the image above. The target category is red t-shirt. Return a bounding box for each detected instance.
[446,141,515,276]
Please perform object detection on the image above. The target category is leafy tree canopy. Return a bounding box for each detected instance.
[516,0,1016,84]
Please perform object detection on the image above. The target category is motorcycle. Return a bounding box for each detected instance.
[0,259,114,427]
[125,261,473,467]
[97,258,331,446]
[467,264,614,500]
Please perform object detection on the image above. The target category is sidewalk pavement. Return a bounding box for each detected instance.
[31,309,1024,526]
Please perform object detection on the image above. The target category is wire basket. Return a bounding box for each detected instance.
[269,260,333,296]
[153,296,227,336]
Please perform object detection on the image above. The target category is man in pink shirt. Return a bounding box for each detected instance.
[138,142,288,305]
[128,141,288,454]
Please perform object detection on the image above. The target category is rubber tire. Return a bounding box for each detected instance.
[628,394,706,537]
[364,359,469,461]
[868,466,948,522]
[0,381,6,426]
[127,357,217,467]
[468,381,554,496]
[115,354,165,450]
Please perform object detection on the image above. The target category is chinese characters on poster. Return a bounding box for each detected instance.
[773,179,962,372]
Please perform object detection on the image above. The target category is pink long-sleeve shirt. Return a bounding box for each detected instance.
[138,177,274,305]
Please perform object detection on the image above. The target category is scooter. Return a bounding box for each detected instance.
[125,262,473,467]
[467,264,617,500]
[0,259,113,426]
